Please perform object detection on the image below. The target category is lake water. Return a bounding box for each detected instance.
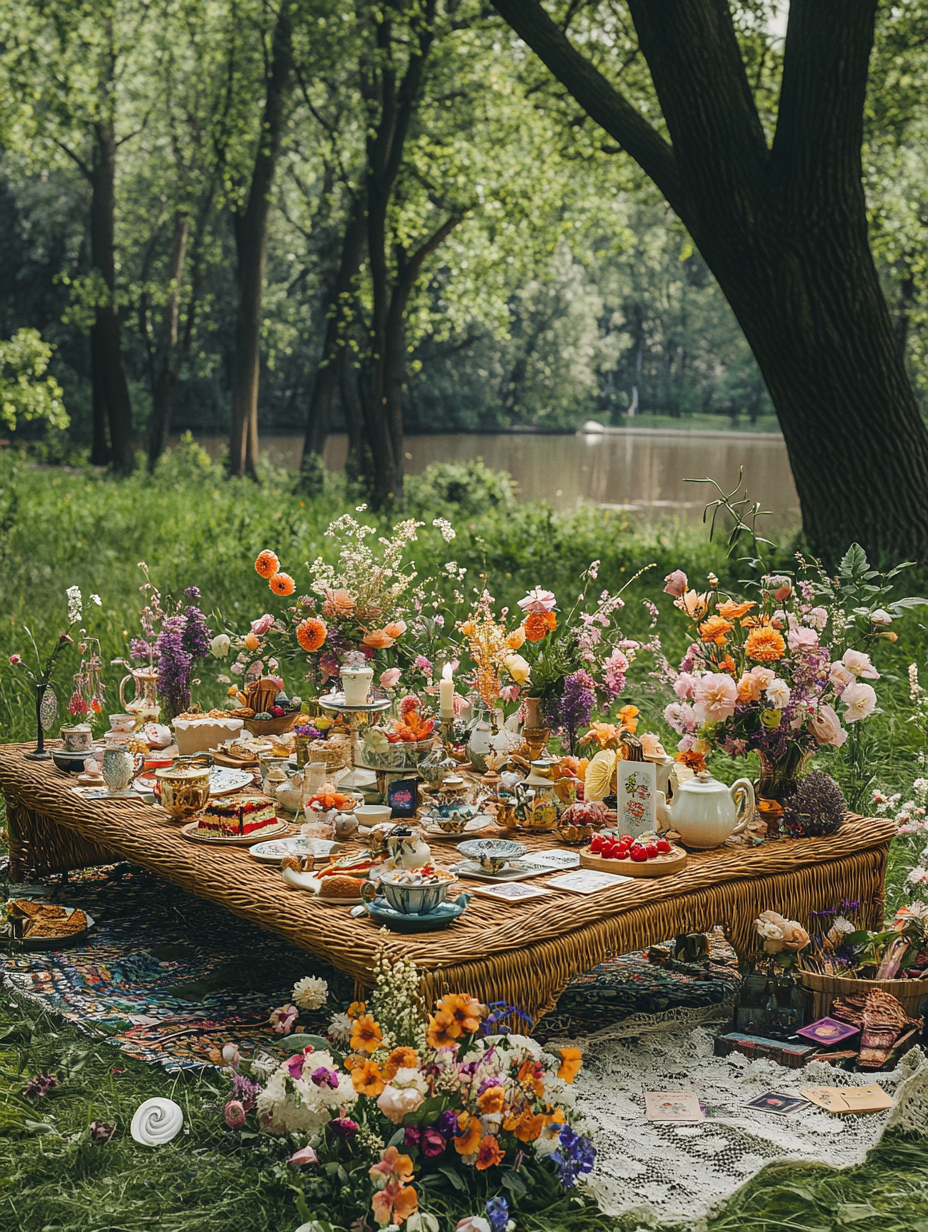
[190,428,800,527]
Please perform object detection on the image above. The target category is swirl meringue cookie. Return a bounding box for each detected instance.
[130,1097,184,1146]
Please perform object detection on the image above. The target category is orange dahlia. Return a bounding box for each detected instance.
[522,611,556,642]
[477,1086,506,1115]
[254,549,280,579]
[699,615,733,645]
[745,627,786,662]
[296,617,327,653]
[269,571,295,596]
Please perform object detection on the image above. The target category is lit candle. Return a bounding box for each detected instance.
[439,662,455,720]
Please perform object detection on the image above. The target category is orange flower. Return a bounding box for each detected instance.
[517,1058,545,1098]
[244,631,260,651]
[509,1111,545,1143]
[362,628,396,649]
[322,588,356,618]
[461,620,477,638]
[681,590,710,620]
[676,748,708,774]
[477,1085,506,1115]
[717,599,756,619]
[269,571,295,596]
[453,1113,483,1155]
[699,615,733,646]
[296,617,327,652]
[391,1185,419,1225]
[506,626,526,650]
[584,721,620,748]
[350,1013,383,1054]
[617,704,639,732]
[557,1047,583,1083]
[426,1010,460,1049]
[435,993,483,1034]
[347,1001,366,1019]
[382,1047,419,1082]
[351,1059,385,1096]
[476,1134,505,1169]
[254,549,280,578]
[745,627,786,662]
[383,620,407,639]
[522,611,556,642]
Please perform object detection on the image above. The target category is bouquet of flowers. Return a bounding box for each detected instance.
[124,564,212,719]
[223,950,594,1228]
[801,902,928,980]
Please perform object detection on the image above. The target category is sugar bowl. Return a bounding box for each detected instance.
[154,754,214,820]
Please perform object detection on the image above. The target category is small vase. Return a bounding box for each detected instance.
[521,696,550,761]
[754,747,813,837]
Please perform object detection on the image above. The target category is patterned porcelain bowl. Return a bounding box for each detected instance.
[458,838,525,873]
[378,869,454,916]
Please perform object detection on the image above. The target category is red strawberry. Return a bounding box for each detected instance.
[644,843,658,859]
[630,846,648,862]
[589,835,604,854]
[620,834,633,845]
[656,839,671,854]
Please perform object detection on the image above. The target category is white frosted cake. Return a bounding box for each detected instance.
[173,716,245,755]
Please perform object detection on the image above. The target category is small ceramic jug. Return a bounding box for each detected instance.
[102,745,138,794]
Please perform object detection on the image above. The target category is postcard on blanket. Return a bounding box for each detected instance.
[644,1091,705,1122]
[744,1091,811,1117]
[545,869,633,895]
[468,881,552,902]
[800,1084,894,1114]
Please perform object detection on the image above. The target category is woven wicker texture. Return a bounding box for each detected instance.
[0,743,894,1023]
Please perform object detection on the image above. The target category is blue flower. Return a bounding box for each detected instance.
[552,1123,596,1188]
[485,1196,510,1232]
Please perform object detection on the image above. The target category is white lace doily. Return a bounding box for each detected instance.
[555,1016,928,1229]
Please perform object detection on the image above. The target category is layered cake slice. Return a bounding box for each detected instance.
[196,796,278,837]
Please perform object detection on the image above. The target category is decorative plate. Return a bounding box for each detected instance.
[249,836,342,865]
[180,818,291,845]
[39,686,59,732]
[419,815,495,841]
[356,894,470,932]
[453,858,555,882]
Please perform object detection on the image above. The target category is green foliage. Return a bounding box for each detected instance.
[405,458,516,515]
[0,329,67,433]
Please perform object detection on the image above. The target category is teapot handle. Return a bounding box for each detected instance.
[119,673,133,710]
[730,778,755,833]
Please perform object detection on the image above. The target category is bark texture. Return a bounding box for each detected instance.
[229,0,293,480]
[494,0,928,561]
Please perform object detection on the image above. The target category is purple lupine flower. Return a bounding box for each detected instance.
[182,603,212,660]
[184,586,201,601]
[130,637,157,662]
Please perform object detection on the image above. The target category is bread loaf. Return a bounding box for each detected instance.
[318,874,362,900]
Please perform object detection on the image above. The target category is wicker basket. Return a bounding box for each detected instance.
[243,713,300,738]
[799,968,928,1020]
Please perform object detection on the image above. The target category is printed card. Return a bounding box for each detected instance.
[795,1017,860,1046]
[545,869,633,895]
[528,849,582,869]
[468,881,552,903]
[744,1091,811,1117]
[618,761,658,839]
[800,1084,894,1114]
[644,1092,704,1122]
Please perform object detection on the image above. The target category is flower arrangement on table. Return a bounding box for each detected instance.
[220,949,594,1229]
[800,902,928,981]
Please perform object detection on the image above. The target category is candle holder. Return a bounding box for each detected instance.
[440,718,456,751]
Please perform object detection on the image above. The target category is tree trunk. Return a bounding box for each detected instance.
[302,200,367,465]
[90,120,134,474]
[339,350,367,482]
[493,0,928,560]
[229,0,293,480]
[147,211,190,471]
[89,324,109,465]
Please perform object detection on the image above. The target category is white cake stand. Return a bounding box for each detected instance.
[318,691,391,790]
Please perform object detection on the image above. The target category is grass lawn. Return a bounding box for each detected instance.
[0,442,926,1232]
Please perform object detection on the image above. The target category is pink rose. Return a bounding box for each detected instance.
[673,672,697,701]
[810,703,847,747]
[251,613,275,636]
[224,1100,246,1130]
[664,702,696,734]
[9,654,21,665]
[379,668,402,688]
[787,626,819,651]
[750,665,776,686]
[842,649,880,680]
[842,680,877,723]
[693,672,738,723]
[663,570,688,597]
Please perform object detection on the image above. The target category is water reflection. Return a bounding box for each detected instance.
[188,429,800,527]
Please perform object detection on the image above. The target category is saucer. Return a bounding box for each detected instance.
[354,893,470,932]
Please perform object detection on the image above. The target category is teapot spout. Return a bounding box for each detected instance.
[656,789,671,833]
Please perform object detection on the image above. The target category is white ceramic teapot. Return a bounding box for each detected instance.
[656,771,755,849]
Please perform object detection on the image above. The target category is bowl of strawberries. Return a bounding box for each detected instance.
[580,831,687,878]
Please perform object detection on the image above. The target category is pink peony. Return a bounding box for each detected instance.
[750,665,776,686]
[842,649,880,680]
[787,626,819,651]
[842,680,877,723]
[663,702,696,734]
[380,668,402,688]
[224,1100,246,1130]
[663,570,688,597]
[517,587,557,613]
[693,673,738,723]
[810,703,848,747]
[251,613,275,636]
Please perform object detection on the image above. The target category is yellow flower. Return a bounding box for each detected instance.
[503,653,530,685]
[506,626,526,650]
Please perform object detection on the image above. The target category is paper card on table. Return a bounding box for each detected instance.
[545,869,633,895]
[644,1091,704,1122]
[468,881,553,903]
[618,760,658,839]
[528,849,581,870]
[744,1091,811,1117]
[799,1084,894,1114]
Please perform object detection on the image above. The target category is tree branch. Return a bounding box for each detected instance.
[54,139,91,181]
[492,0,683,212]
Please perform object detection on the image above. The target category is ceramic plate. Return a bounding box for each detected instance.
[420,815,495,841]
[180,819,291,846]
[453,858,555,882]
[249,836,342,865]
[357,895,469,932]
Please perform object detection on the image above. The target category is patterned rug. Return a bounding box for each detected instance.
[1,863,741,1070]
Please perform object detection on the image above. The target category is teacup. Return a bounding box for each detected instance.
[109,713,136,733]
[60,724,93,753]
[355,804,392,829]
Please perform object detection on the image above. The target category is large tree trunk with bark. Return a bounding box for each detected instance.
[229,0,293,480]
[147,211,190,471]
[90,120,134,474]
[493,0,928,561]
[301,200,367,466]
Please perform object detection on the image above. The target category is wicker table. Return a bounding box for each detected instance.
[0,744,894,1023]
